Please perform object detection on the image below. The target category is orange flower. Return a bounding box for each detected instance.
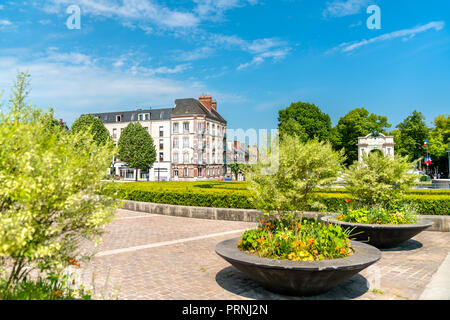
[265,222,271,226]
[296,223,302,228]
[345,199,351,203]
[335,246,340,251]
[307,238,315,246]
[67,258,80,268]
[260,220,265,224]
[276,242,280,246]
[281,234,287,239]
[257,236,264,243]
[340,248,347,255]
[52,290,63,298]
[237,240,242,246]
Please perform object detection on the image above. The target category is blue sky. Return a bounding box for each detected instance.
[0,0,449,131]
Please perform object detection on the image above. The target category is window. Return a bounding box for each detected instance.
[116,115,122,122]
[145,113,150,120]
[197,122,203,132]
[198,167,203,177]
[183,137,189,148]
[159,126,164,137]
[183,152,189,163]
[140,170,149,180]
[173,122,179,133]
[138,114,143,121]
[183,122,189,133]
[173,137,179,148]
[174,168,179,177]
[173,152,179,163]
[159,152,164,162]
[112,128,117,138]
[184,167,188,177]
[159,139,164,150]
[206,123,210,133]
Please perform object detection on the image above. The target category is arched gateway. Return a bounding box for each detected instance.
[357,132,395,162]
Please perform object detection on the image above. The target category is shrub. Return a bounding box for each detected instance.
[344,153,417,207]
[246,135,345,216]
[0,72,120,292]
[336,203,418,224]
[0,274,92,300]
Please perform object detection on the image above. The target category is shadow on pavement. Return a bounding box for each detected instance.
[215,266,370,300]
[381,239,423,252]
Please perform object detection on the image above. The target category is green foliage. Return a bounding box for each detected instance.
[246,135,345,216]
[238,218,352,261]
[107,181,450,216]
[428,114,450,177]
[337,203,418,225]
[117,122,156,178]
[278,102,331,142]
[331,108,391,165]
[71,114,111,146]
[391,110,429,161]
[344,152,416,206]
[0,72,120,290]
[0,274,92,300]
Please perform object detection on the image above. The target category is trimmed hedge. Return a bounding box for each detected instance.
[106,181,450,216]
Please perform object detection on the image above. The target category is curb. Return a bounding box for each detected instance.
[122,200,450,232]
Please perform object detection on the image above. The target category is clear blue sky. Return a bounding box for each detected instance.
[0,0,449,131]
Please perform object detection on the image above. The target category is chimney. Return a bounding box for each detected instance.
[211,100,217,111]
[199,95,212,112]
[234,140,239,150]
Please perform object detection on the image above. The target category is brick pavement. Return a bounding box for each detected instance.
[76,209,450,300]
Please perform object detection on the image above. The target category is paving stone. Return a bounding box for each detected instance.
[76,209,450,300]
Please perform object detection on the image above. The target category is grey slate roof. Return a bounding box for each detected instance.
[173,98,227,124]
[91,108,172,123]
[89,98,226,125]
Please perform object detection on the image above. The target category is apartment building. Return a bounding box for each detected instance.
[91,95,227,181]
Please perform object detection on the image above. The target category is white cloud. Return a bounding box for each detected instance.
[0,19,12,26]
[194,0,258,20]
[174,46,215,62]
[0,5,4,10]
[237,48,291,70]
[323,0,370,18]
[0,55,204,124]
[43,0,200,29]
[333,21,445,52]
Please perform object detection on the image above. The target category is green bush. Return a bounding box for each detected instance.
[105,181,450,216]
[0,274,92,300]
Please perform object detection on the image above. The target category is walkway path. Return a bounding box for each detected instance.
[77,209,450,300]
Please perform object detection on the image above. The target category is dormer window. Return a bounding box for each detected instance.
[138,113,150,121]
[116,115,122,122]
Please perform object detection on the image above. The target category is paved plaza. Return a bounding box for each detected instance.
[76,209,450,300]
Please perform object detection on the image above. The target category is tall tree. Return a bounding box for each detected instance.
[428,114,450,177]
[332,108,391,165]
[117,122,156,181]
[71,114,111,146]
[278,102,331,142]
[391,110,429,162]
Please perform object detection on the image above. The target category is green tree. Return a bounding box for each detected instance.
[344,152,416,206]
[332,108,391,165]
[278,102,331,142]
[71,114,111,146]
[0,72,120,291]
[428,114,450,176]
[117,122,156,181]
[246,135,345,216]
[391,110,429,161]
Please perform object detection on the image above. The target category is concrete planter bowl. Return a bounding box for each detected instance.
[215,237,381,297]
[321,214,433,249]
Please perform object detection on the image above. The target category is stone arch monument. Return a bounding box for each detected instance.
[357,132,395,162]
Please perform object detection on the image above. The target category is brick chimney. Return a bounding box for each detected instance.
[211,100,217,111]
[199,95,212,111]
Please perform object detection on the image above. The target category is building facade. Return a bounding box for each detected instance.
[92,95,227,181]
[357,133,395,162]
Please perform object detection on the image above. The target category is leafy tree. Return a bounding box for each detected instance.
[228,163,251,180]
[391,110,429,161]
[0,72,120,292]
[331,108,391,165]
[428,114,450,177]
[246,135,345,217]
[278,102,331,142]
[117,122,156,181]
[71,114,111,146]
[344,152,416,206]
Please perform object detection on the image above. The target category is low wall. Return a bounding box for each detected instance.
[122,200,450,232]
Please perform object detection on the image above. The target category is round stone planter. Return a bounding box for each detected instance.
[215,237,381,297]
[321,214,433,249]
